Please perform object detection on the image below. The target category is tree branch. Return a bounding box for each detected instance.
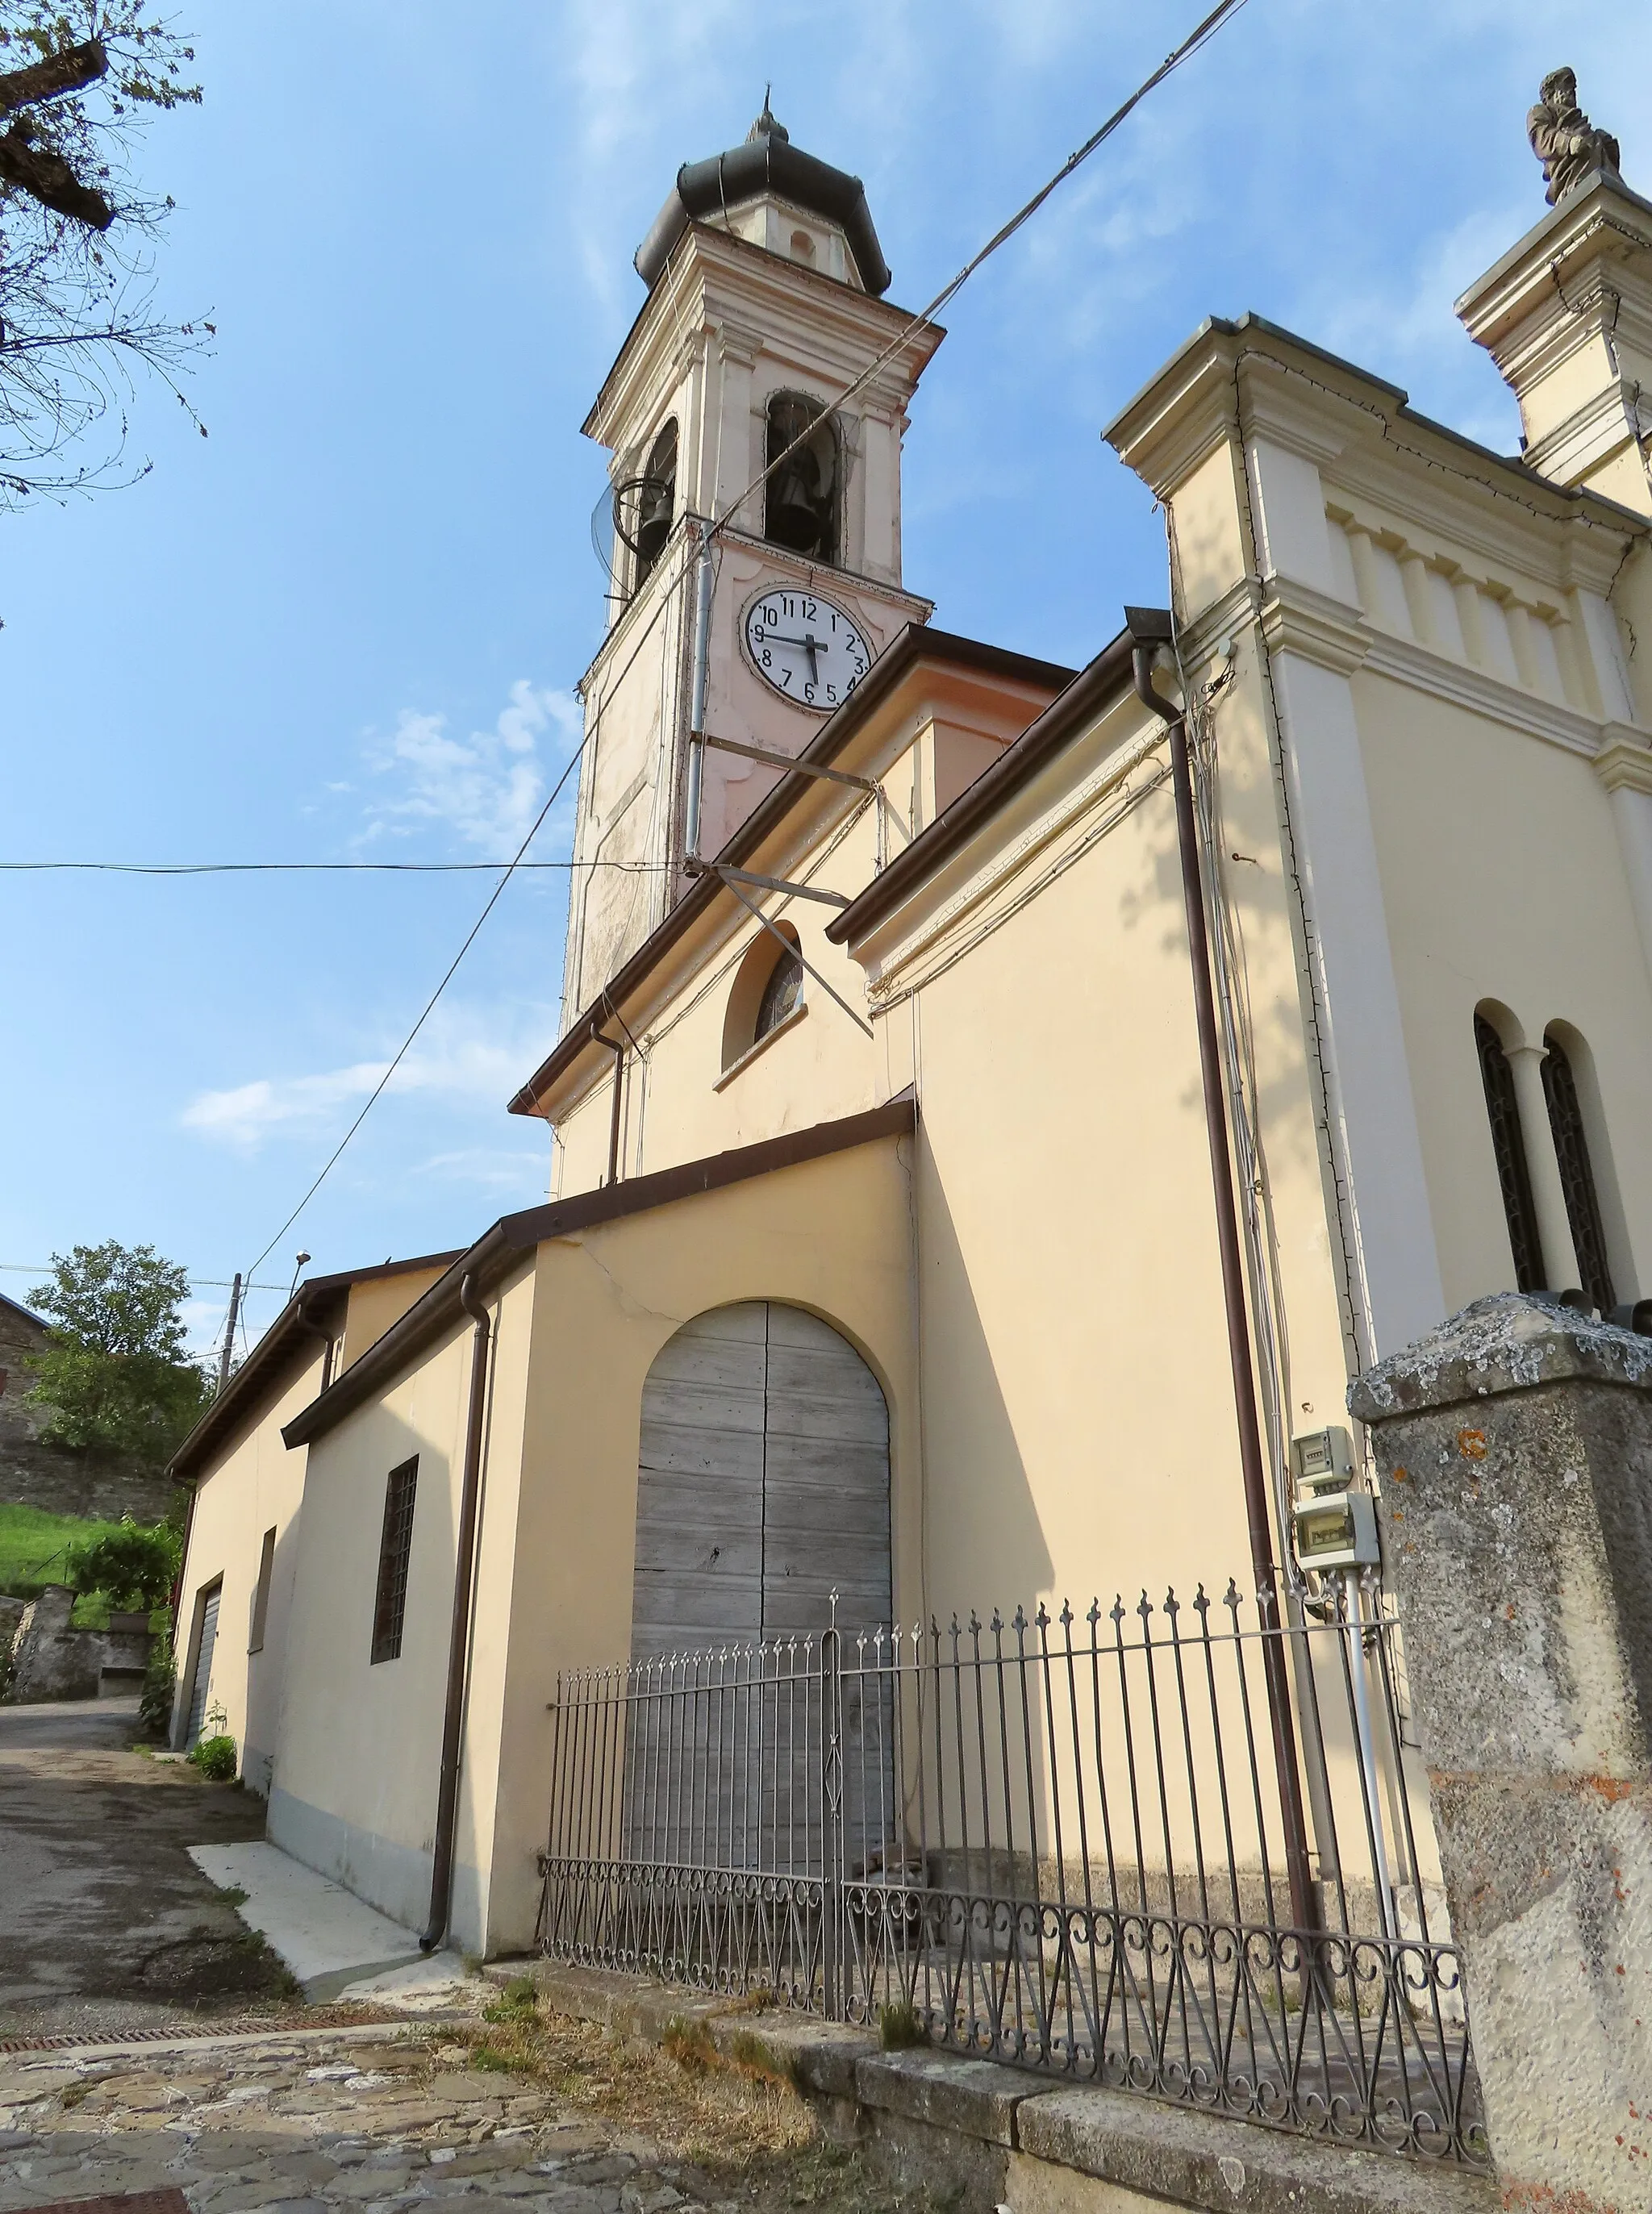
[0,38,107,119]
[0,119,114,228]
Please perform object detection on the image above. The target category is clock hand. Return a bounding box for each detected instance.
[763,632,824,681]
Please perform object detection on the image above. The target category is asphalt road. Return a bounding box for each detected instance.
[0,1695,290,2037]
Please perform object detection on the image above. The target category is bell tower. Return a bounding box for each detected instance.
[560,102,942,1024]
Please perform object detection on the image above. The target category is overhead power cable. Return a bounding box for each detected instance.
[233,6,1249,1277]
[240,541,697,1279]
[707,0,1252,548]
[0,859,668,876]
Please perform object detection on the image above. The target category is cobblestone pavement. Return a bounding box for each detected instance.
[0,2026,776,2214]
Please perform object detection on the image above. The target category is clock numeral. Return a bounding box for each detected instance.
[804,682,816,703]
[844,673,858,695]
[826,683,838,703]
[802,596,817,621]
[761,648,773,668]
[751,624,766,644]
[762,604,778,625]
[779,666,793,687]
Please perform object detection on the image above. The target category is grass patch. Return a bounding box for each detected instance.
[439,1995,945,2212]
[0,1501,123,1616]
[878,1999,925,2051]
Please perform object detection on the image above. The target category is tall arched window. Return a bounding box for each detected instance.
[764,394,839,565]
[1475,1012,1545,1290]
[1541,1027,1617,1315]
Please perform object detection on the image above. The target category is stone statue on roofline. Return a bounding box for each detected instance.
[1528,68,1621,206]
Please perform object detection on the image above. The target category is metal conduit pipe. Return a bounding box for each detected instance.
[1131,643,1318,1937]
[419,1270,493,1954]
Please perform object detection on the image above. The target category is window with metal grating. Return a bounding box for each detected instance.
[1542,1030,1617,1315]
[370,1458,419,1665]
[1475,1014,1545,1291]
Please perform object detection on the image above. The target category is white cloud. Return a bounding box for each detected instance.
[181,1004,559,1155]
[359,678,581,854]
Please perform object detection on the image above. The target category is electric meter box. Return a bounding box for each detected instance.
[1289,1425,1379,1570]
[1291,1487,1380,1570]
[1291,1425,1354,1491]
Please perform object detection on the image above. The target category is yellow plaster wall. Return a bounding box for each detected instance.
[268,1264,536,1942]
[339,1266,450,1374]
[482,1136,917,1953]
[173,1348,327,1790]
[1354,670,1652,1310]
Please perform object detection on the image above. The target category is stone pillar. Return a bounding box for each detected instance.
[1350,1295,1652,2212]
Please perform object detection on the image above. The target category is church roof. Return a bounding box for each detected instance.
[635,99,892,297]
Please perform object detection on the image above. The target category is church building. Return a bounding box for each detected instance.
[170,81,1652,2011]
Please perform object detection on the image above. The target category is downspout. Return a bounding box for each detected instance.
[1132,642,1318,1936]
[684,525,714,862]
[594,1019,626,1185]
[419,1271,492,1953]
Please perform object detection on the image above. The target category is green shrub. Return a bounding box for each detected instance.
[190,1732,237,1781]
[138,1630,176,1738]
[62,1516,178,1612]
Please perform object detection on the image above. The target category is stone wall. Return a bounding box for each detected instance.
[3,1583,155,1703]
[0,1296,177,1524]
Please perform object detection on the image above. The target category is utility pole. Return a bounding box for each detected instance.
[216,1272,243,1396]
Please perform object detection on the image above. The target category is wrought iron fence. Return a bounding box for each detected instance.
[537,1579,1487,2166]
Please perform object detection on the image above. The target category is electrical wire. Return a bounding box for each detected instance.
[0,1262,287,1289]
[704,0,1253,548]
[0,860,669,875]
[240,538,697,1278]
[227,10,1252,1281]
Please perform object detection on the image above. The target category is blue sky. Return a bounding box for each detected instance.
[4,0,1647,1361]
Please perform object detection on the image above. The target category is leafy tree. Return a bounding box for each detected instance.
[62,1511,177,1607]
[26,1239,211,1458]
[1,2,205,507]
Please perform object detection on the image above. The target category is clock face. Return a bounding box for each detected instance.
[743,589,871,712]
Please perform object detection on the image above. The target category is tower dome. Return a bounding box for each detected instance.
[634,100,891,296]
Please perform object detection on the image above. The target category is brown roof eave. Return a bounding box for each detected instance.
[168,1249,465,1483]
[282,1093,918,1451]
[825,611,1170,948]
[508,628,1074,1119]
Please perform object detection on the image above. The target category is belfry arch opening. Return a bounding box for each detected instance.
[764,394,840,565]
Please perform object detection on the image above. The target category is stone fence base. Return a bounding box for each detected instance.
[489,1959,1497,2214]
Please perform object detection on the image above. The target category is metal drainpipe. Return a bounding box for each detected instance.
[419,1271,493,1954]
[594,1023,626,1185]
[1131,644,1318,1937]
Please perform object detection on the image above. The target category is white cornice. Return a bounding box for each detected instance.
[1595,728,1652,794]
[1358,627,1609,759]
[1525,382,1648,491]
[1258,577,1371,676]
[586,227,942,453]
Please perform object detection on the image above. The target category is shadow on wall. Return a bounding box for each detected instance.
[911,1163,1053,1622]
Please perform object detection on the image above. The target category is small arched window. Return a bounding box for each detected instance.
[755,941,803,1040]
[721,924,806,1076]
[1475,1011,1545,1291]
[765,394,838,565]
[1541,1027,1617,1315]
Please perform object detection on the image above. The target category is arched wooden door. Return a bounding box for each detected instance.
[632,1300,891,1657]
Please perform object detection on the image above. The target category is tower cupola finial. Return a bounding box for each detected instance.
[748,87,787,144]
